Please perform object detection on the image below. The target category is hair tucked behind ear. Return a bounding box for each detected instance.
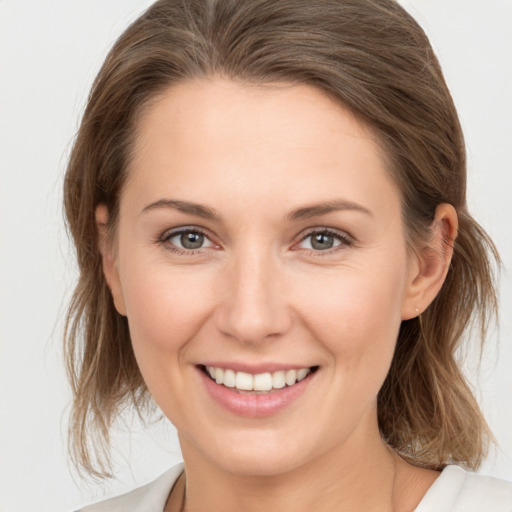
[64,0,500,477]
[378,210,499,469]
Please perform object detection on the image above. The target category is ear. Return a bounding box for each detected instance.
[96,204,127,316]
[401,203,458,320]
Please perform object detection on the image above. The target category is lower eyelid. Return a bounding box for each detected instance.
[159,227,214,251]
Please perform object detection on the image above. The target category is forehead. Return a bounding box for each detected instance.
[124,78,400,222]
[132,78,379,162]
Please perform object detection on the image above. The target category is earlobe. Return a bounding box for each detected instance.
[95,204,127,316]
[401,204,458,320]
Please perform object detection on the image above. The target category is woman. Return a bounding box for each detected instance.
[64,0,512,510]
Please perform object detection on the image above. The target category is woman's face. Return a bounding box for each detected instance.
[102,79,423,475]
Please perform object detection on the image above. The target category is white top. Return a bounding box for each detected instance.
[76,463,512,511]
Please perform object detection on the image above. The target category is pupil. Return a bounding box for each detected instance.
[181,232,204,249]
[311,233,333,250]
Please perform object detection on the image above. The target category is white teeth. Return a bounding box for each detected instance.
[297,368,309,381]
[224,369,236,388]
[205,366,313,392]
[253,372,273,391]
[272,371,286,389]
[285,369,297,386]
[235,371,253,391]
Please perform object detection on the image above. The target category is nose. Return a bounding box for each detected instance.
[214,247,292,345]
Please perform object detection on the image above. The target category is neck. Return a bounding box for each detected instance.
[172,423,398,512]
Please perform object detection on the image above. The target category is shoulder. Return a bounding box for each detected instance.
[74,463,184,512]
[415,465,512,512]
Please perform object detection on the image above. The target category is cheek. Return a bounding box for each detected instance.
[297,259,406,385]
[118,257,216,386]
[289,265,406,436]
[301,266,405,341]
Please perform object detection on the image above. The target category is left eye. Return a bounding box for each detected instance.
[298,230,349,251]
[165,229,214,250]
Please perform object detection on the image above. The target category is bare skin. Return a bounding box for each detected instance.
[98,79,456,512]
[164,434,440,512]
[165,452,439,512]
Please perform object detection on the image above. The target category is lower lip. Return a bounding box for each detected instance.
[198,368,315,418]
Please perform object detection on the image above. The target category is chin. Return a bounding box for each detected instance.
[191,429,317,477]
[213,449,306,477]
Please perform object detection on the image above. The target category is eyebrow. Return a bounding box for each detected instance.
[141,199,222,221]
[141,198,372,222]
[287,199,373,221]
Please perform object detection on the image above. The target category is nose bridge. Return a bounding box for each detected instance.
[215,242,291,344]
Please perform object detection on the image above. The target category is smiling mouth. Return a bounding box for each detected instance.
[200,365,319,394]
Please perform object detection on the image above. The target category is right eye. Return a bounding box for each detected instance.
[161,228,215,254]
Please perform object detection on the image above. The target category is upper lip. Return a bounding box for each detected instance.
[198,362,317,374]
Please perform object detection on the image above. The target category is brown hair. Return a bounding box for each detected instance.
[64,0,499,478]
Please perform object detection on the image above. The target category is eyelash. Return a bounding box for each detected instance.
[158,227,353,256]
[159,227,212,256]
[298,228,353,256]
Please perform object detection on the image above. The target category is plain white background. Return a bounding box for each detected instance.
[0,1,511,511]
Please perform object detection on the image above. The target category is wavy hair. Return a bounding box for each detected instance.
[63,0,499,478]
